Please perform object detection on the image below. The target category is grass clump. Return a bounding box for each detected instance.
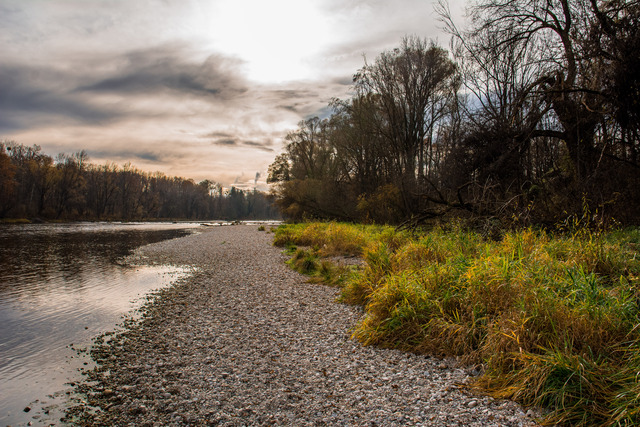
[290,248,320,275]
[274,222,640,425]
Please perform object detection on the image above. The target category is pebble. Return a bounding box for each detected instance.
[64,225,539,426]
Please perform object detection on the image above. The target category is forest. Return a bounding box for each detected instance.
[268,0,640,228]
[0,141,280,221]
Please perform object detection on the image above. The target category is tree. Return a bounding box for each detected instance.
[437,0,640,223]
[116,163,144,219]
[267,153,291,184]
[353,36,459,214]
[329,94,391,196]
[28,153,58,216]
[588,0,640,160]
[285,117,335,181]
[0,143,17,216]
[86,163,119,218]
[1,142,279,221]
[54,151,88,218]
[269,117,355,220]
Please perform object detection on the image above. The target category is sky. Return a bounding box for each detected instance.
[0,0,464,190]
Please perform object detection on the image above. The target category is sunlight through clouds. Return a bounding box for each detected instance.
[203,0,332,83]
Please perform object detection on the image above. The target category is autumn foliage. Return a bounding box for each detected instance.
[0,142,279,221]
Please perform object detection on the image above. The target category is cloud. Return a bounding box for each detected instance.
[213,138,238,146]
[242,141,274,152]
[202,131,234,139]
[0,32,350,188]
[77,45,249,101]
[87,149,164,164]
[279,105,299,113]
[0,62,126,130]
[0,0,463,188]
[210,138,274,153]
[0,43,254,134]
[0,40,341,139]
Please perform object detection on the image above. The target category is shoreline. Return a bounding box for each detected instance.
[65,225,537,426]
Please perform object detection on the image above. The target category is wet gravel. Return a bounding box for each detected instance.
[65,225,539,426]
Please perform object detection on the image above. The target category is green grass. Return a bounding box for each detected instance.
[274,222,640,426]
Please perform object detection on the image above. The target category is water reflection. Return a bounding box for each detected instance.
[0,222,199,426]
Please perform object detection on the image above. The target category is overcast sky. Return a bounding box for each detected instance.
[1,0,464,189]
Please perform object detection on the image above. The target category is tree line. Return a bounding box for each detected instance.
[0,141,280,221]
[268,0,640,227]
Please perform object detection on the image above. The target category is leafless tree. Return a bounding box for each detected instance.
[353,36,459,214]
[438,0,640,223]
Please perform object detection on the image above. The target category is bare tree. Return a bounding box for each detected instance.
[329,94,391,195]
[54,151,88,218]
[285,117,336,181]
[0,143,17,216]
[438,0,640,223]
[354,36,459,214]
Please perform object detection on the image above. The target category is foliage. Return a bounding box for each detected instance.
[276,222,640,425]
[0,141,280,221]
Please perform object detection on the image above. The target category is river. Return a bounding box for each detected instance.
[0,222,202,426]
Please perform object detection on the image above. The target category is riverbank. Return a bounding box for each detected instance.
[65,225,536,426]
[274,222,640,425]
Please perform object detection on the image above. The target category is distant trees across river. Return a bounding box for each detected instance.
[0,142,280,221]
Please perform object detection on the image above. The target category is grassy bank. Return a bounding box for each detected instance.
[274,222,640,426]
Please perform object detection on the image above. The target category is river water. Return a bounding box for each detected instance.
[0,222,202,426]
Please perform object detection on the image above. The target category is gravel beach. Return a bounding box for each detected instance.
[66,225,538,426]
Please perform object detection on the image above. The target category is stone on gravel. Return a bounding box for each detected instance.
[65,225,539,426]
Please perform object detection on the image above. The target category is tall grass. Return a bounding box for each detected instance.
[274,222,640,425]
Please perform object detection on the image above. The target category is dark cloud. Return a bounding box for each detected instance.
[77,46,249,100]
[87,149,163,163]
[0,63,126,130]
[267,88,319,100]
[213,138,238,146]
[0,113,24,133]
[331,75,355,86]
[211,138,274,152]
[0,44,250,133]
[279,105,299,113]
[242,141,274,152]
[202,131,234,139]
[255,85,343,118]
[131,151,162,162]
